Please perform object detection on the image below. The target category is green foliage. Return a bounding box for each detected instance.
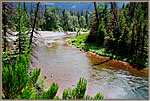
[37,82,59,99]
[37,5,90,31]
[70,15,78,31]
[2,2,103,100]
[79,16,86,28]
[2,55,41,99]
[62,77,104,99]
[2,51,104,99]
[42,7,61,31]
[93,92,104,99]
[61,8,74,31]
[85,2,148,67]
[3,58,104,99]
[85,10,89,28]
[63,77,87,99]
[13,3,31,54]
[68,32,148,67]
[97,18,106,45]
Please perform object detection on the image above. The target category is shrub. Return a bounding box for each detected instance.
[2,55,41,99]
[62,77,104,99]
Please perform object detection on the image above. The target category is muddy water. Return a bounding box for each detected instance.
[32,32,148,99]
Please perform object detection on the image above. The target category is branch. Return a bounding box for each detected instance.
[9,86,23,98]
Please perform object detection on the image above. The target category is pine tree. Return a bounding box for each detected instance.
[2,55,41,99]
[85,10,89,28]
[62,77,104,99]
[13,3,31,55]
[77,11,81,26]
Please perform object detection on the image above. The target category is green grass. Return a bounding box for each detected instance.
[67,33,148,68]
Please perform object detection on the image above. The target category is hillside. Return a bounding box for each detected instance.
[15,2,129,13]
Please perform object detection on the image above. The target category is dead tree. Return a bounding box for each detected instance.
[94,2,99,26]
[29,2,40,46]
[2,3,7,52]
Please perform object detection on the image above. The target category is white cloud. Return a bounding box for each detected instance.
[41,2,55,5]
[71,5,77,9]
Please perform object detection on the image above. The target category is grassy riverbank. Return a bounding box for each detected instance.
[67,33,148,68]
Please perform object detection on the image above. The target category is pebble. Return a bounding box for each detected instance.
[72,85,75,86]
[44,76,47,79]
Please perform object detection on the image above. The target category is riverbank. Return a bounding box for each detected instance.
[67,32,148,76]
[35,31,88,37]
[31,31,148,99]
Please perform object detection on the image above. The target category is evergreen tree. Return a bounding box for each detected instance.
[77,11,80,26]
[61,8,71,31]
[79,16,86,28]
[13,2,31,54]
[81,10,84,16]
[2,54,41,99]
[70,10,74,16]
[85,10,89,28]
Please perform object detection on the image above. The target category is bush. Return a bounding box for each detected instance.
[2,55,41,99]
[62,77,104,99]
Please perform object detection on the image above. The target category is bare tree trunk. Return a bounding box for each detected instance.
[29,2,40,45]
[94,2,99,25]
[110,2,121,34]
[2,3,7,52]
[23,2,26,12]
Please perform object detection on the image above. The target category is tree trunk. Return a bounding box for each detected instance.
[110,2,121,34]
[23,2,26,12]
[136,20,142,56]
[94,2,99,26]
[130,25,135,55]
[29,2,40,45]
[141,22,146,57]
[2,3,7,52]
[129,2,136,23]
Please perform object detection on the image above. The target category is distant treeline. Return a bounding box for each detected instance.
[5,2,93,32]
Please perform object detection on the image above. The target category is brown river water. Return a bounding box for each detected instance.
[32,31,148,99]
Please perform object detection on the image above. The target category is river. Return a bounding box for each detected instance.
[31,31,148,99]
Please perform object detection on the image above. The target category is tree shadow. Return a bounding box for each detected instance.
[92,58,112,66]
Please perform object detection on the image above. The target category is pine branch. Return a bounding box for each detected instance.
[9,86,23,98]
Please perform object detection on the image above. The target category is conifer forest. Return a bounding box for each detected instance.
[2,2,148,99]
